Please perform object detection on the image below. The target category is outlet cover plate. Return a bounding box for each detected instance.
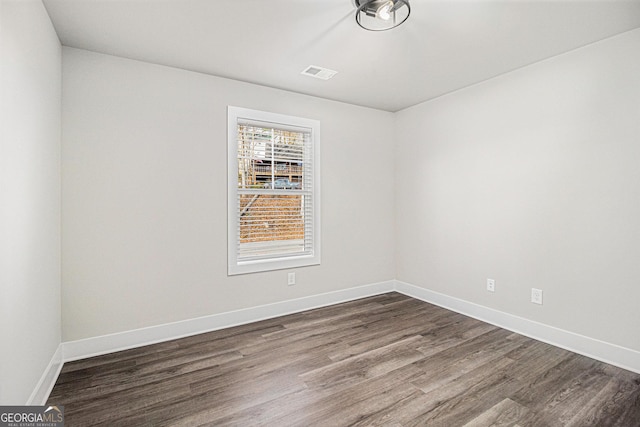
[487,279,495,292]
[531,288,543,305]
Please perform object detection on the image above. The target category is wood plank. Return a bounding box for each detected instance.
[565,376,640,427]
[299,335,428,393]
[520,367,623,427]
[463,398,531,427]
[347,356,518,426]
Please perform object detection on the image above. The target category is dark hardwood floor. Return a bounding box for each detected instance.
[48,293,640,426]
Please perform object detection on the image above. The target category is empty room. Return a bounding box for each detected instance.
[2,0,640,425]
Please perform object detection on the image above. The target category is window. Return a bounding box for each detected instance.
[228,106,320,275]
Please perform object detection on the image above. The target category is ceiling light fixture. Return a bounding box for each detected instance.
[354,0,410,31]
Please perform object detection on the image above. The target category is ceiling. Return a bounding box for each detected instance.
[43,0,640,112]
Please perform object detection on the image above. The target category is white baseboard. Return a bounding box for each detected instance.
[42,278,639,405]
[62,280,395,362]
[395,280,640,374]
[26,344,63,405]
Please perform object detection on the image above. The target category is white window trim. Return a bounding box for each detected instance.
[227,106,321,275]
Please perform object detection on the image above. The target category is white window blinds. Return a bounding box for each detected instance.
[228,107,320,275]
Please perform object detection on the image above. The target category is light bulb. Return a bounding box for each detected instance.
[376,1,393,21]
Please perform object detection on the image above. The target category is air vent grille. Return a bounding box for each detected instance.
[301,65,338,81]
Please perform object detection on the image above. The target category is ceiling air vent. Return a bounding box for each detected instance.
[301,65,338,81]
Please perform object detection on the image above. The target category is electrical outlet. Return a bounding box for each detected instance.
[531,288,543,305]
[486,278,495,292]
[288,272,296,286]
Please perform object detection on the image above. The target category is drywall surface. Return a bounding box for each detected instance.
[0,0,62,404]
[395,29,640,352]
[62,48,395,341]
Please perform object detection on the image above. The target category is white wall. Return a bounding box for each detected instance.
[395,29,640,352]
[0,0,61,404]
[61,48,395,341]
